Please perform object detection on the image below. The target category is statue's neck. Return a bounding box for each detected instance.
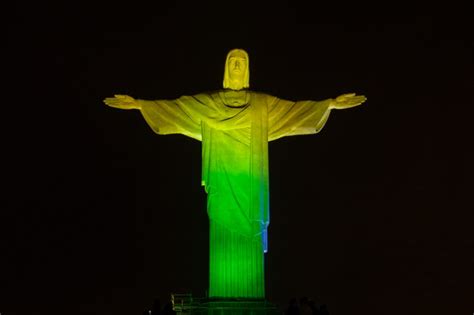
[227,78,246,91]
[221,89,250,107]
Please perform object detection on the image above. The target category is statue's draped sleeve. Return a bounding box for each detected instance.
[137,94,220,141]
[267,96,333,141]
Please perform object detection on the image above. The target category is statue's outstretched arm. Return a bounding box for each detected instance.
[329,93,367,110]
[103,94,141,110]
[104,94,204,140]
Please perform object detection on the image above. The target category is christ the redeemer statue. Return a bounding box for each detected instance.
[104,48,366,299]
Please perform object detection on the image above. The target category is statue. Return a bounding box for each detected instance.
[104,49,366,300]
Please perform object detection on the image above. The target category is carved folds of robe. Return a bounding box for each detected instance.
[138,90,332,298]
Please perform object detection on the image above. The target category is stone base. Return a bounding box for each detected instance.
[172,295,281,315]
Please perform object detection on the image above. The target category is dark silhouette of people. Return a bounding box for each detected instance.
[299,297,312,315]
[308,299,319,315]
[162,301,176,315]
[285,297,300,315]
[151,298,161,315]
[318,304,329,315]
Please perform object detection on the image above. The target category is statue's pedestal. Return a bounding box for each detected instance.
[172,295,281,315]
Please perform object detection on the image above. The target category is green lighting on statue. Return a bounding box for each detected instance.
[104,49,367,299]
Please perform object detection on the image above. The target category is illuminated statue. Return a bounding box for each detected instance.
[104,49,366,299]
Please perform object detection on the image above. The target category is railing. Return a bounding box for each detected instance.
[171,293,195,313]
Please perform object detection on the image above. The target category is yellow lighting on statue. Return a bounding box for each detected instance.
[104,48,366,299]
[223,49,250,91]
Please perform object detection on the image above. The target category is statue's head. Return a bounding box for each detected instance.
[223,48,249,90]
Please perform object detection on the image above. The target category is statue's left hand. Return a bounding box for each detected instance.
[103,94,141,110]
[330,93,367,109]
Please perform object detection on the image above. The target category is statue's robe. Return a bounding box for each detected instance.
[138,90,332,298]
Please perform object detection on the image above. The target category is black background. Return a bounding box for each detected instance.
[3,2,473,315]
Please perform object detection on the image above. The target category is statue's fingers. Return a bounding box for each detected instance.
[347,99,362,105]
[353,96,366,102]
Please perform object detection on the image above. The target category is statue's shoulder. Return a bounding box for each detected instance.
[207,90,223,99]
[179,90,219,105]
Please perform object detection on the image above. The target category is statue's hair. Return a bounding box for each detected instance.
[223,48,250,89]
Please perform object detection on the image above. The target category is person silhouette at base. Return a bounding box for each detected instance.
[299,297,312,315]
[308,299,320,315]
[319,304,329,315]
[151,298,161,315]
[162,301,176,315]
[285,297,300,315]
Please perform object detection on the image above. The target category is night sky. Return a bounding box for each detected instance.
[3,2,473,315]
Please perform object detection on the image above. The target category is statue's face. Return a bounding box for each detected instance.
[223,49,249,90]
[228,53,247,82]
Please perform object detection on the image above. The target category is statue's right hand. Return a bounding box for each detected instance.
[103,94,140,110]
